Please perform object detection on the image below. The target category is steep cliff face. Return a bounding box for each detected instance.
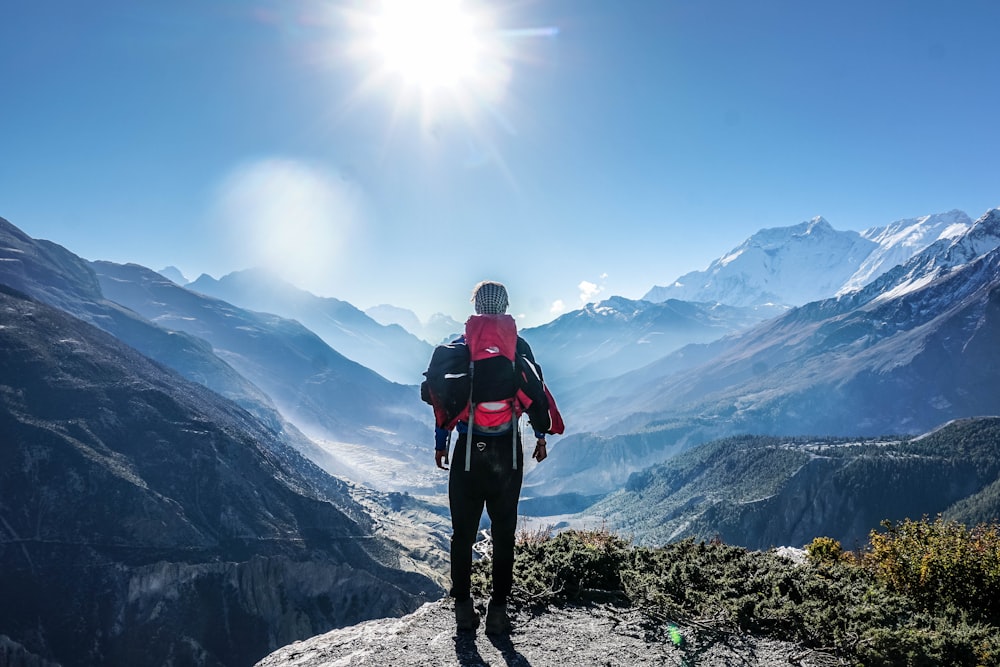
[0,286,440,667]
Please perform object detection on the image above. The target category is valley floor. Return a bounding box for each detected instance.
[254,598,836,667]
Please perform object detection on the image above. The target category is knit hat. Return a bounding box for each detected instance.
[472,281,509,314]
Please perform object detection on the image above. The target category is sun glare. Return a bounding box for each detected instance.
[334,0,557,165]
[371,0,483,90]
[346,0,510,113]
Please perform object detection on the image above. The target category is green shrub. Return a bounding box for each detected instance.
[864,516,1000,625]
[472,528,631,604]
[806,536,848,566]
[468,523,1000,666]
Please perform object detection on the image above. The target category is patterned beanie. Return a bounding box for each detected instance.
[472,281,509,314]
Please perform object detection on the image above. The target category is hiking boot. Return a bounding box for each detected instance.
[455,598,479,632]
[484,601,512,635]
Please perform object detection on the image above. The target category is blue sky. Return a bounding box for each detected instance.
[2,1,999,327]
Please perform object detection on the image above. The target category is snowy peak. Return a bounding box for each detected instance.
[645,217,876,307]
[646,210,979,309]
[949,207,1000,262]
[904,208,1000,275]
[860,209,970,248]
[837,208,1000,308]
[583,295,648,319]
[840,210,973,293]
[770,216,833,242]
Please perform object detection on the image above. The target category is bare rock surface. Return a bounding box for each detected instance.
[255,599,837,667]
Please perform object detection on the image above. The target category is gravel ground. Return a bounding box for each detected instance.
[255,598,843,667]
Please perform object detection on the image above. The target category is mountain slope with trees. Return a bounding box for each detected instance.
[588,418,1000,549]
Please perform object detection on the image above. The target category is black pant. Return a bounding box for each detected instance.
[448,431,524,603]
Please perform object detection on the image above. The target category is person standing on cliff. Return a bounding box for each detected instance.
[421,281,564,634]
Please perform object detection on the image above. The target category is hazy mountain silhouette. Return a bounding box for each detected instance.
[93,260,436,490]
[188,269,432,385]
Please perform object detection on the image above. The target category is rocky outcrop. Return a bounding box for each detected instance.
[254,599,831,667]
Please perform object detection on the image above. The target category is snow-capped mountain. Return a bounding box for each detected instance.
[366,304,462,345]
[841,210,971,293]
[188,269,432,385]
[644,211,972,308]
[838,208,1000,309]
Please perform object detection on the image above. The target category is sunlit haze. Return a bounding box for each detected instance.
[2,1,999,327]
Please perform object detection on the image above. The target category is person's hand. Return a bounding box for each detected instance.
[435,448,449,470]
[532,438,547,463]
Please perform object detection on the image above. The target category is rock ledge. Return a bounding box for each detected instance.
[255,598,836,666]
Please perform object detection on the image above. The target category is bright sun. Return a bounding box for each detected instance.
[338,0,556,143]
[370,0,485,90]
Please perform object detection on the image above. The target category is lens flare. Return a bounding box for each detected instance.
[214,158,363,291]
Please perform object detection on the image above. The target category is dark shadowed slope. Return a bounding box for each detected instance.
[0,285,439,667]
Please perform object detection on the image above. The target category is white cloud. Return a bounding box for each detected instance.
[578,280,602,303]
[550,299,567,315]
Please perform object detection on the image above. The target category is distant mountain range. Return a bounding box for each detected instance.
[522,296,783,393]
[644,210,971,307]
[93,261,434,490]
[528,208,1000,497]
[365,303,462,345]
[0,217,439,492]
[187,269,432,385]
